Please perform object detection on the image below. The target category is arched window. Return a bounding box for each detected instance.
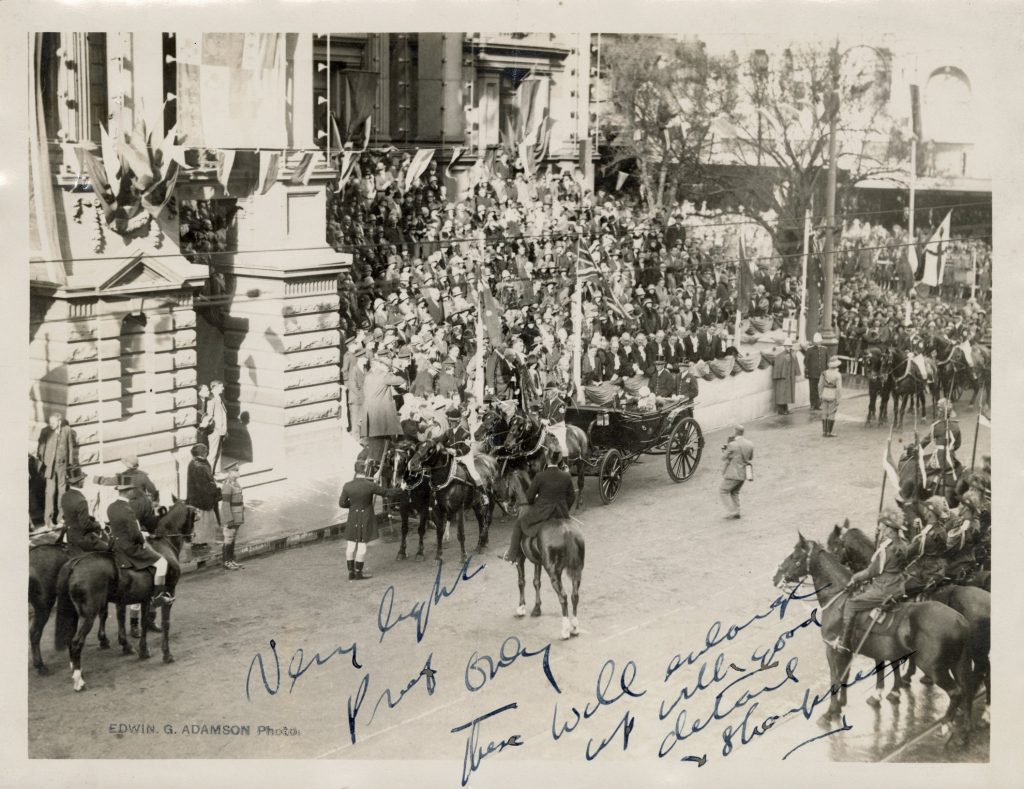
[118,312,149,418]
[924,66,972,143]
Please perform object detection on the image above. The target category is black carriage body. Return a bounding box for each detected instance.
[565,399,705,503]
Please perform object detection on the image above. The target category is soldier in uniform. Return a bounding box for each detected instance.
[818,357,843,438]
[803,332,830,413]
[338,460,388,581]
[920,398,962,494]
[108,483,174,607]
[503,450,575,564]
[836,509,909,658]
[538,381,569,457]
[61,466,109,553]
[438,407,487,494]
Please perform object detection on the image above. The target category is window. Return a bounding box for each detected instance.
[118,313,150,418]
[925,66,973,143]
[37,33,109,146]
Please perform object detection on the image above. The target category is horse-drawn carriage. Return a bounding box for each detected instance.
[564,398,704,504]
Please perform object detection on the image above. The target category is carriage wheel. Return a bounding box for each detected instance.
[598,449,624,504]
[666,417,704,482]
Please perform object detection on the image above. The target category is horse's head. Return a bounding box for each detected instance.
[826,524,844,555]
[407,440,437,474]
[506,414,528,447]
[773,532,813,588]
[152,497,194,552]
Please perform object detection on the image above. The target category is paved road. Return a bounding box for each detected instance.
[29,399,990,782]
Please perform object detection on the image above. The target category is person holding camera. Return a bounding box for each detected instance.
[720,424,754,520]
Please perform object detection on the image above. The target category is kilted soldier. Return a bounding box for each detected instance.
[818,357,843,438]
[219,462,245,570]
[339,459,388,581]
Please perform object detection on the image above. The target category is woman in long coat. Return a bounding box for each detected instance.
[186,444,221,548]
[771,341,801,415]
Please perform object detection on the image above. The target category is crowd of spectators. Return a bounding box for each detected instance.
[329,147,993,432]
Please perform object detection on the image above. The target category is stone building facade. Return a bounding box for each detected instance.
[29,32,592,503]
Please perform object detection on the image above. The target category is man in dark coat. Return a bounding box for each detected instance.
[803,332,830,412]
[772,340,801,415]
[108,483,173,606]
[339,460,389,581]
[503,452,575,563]
[37,412,78,527]
[187,443,221,548]
[61,466,109,553]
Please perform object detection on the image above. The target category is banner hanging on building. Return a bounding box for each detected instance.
[176,34,288,149]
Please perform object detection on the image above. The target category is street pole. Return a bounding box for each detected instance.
[820,48,839,354]
[908,136,916,283]
[572,233,583,400]
[971,247,978,301]
[970,412,980,470]
[799,208,810,343]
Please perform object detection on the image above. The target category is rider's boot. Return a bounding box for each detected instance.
[144,608,162,633]
[353,562,373,580]
[130,611,141,639]
[150,584,175,607]
[347,560,356,581]
[836,613,856,654]
[822,419,828,436]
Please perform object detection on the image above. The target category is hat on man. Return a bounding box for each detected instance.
[783,339,793,348]
[828,357,841,368]
[222,461,239,473]
[122,453,140,469]
[812,332,823,343]
[191,443,209,458]
[446,407,462,420]
[67,466,87,485]
[115,481,136,492]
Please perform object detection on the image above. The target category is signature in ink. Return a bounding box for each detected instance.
[450,702,523,786]
[782,715,852,760]
[245,638,361,701]
[465,635,561,694]
[552,658,645,741]
[377,555,485,644]
[346,654,440,743]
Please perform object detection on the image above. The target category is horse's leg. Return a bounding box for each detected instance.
[543,556,571,640]
[457,505,467,564]
[531,560,543,617]
[161,603,174,664]
[820,646,843,725]
[97,604,110,649]
[397,500,409,560]
[434,507,445,564]
[569,563,582,636]
[29,596,54,675]
[69,606,96,692]
[415,497,427,561]
[116,603,133,654]
[137,601,151,660]
[515,558,527,617]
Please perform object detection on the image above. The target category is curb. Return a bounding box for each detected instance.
[179,521,348,575]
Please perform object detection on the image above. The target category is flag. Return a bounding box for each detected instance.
[615,171,629,191]
[328,112,345,152]
[335,148,359,193]
[446,146,465,176]
[289,151,315,185]
[518,140,537,178]
[576,241,600,283]
[918,444,927,485]
[531,115,556,162]
[404,148,435,191]
[979,413,990,429]
[919,211,951,287]
[258,150,281,194]
[216,149,236,191]
[883,445,900,488]
[737,234,756,311]
[176,34,288,149]
[140,160,180,217]
[341,71,379,140]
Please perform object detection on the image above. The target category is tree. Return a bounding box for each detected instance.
[715,43,910,266]
[600,35,739,215]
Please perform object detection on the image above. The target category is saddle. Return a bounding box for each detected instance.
[844,596,909,638]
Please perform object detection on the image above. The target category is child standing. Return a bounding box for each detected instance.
[219,462,245,570]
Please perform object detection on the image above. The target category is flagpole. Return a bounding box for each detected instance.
[799,208,810,344]
[970,412,980,470]
[474,275,485,403]
[971,247,978,302]
[572,232,583,400]
[908,136,916,257]
[879,417,896,514]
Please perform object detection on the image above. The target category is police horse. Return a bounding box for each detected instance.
[774,535,975,744]
[53,500,192,691]
[406,440,498,563]
[827,521,990,717]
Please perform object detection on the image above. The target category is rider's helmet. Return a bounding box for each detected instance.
[445,406,462,423]
[936,398,952,417]
[924,495,950,522]
[878,507,906,538]
[960,489,983,515]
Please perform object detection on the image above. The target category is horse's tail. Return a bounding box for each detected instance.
[563,525,585,571]
[53,565,78,652]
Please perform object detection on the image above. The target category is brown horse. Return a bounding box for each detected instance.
[774,535,974,743]
[53,500,192,691]
[514,518,585,641]
[827,521,991,715]
[506,413,589,509]
[407,441,497,563]
[381,440,433,562]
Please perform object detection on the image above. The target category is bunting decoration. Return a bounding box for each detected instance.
[615,171,629,191]
[258,150,281,195]
[918,211,952,287]
[404,148,435,192]
[289,151,316,186]
[215,149,235,192]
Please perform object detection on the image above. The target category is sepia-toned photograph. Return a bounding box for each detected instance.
[13,6,1016,785]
